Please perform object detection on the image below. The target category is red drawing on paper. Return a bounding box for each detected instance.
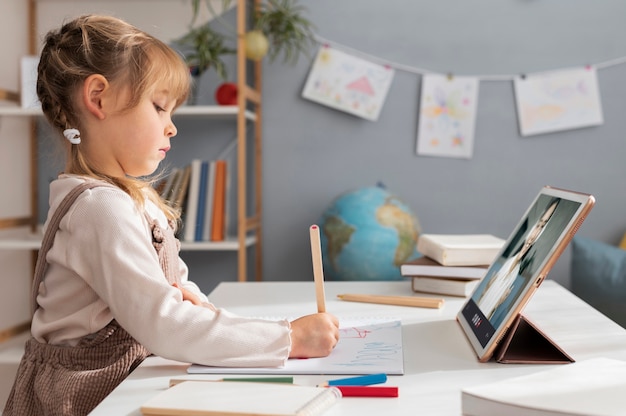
[346,76,375,96]
[340,327,372,339]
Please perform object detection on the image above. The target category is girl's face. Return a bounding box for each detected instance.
[101,84,178,178]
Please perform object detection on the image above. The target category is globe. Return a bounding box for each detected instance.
[318,185,421,281]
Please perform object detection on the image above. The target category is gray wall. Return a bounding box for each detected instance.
[258,0,626,290]
[38,1,626,294]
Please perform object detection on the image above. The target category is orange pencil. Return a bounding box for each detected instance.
[337,293,444,309]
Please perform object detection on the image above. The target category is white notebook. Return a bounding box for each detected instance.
[141,381,341,416]
[462,358,626,416]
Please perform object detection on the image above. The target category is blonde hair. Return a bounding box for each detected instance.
[37,14,191,223]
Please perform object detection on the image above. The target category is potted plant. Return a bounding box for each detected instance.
[176,24,235,80]
[189,0,316,64]
[175,23,235,104]
[246,0,316,63]
[181,0,314,104]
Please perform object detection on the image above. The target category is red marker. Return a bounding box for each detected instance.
[332,385,399,397]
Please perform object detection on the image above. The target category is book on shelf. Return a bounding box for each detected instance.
[157,168,178,202]
[201,161,216,241]
[411,276,479,297]
[183,159,203,242]
[172,164,191,212]
[159,158,230,244]
[140,380,341,416]
[223,159,232,240]
[210,159,227,242]
[416,233,505,266]
[194,161,210,241]
[400,256,488,279]
[461,357,626,416]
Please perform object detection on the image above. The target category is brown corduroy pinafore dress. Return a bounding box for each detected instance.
[4,181,182,415]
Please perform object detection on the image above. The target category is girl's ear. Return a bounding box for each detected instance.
[82,74,109,120]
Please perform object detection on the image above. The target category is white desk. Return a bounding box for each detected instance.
[90,280,626,415]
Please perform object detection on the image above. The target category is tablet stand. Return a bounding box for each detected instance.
[494,314,574,364]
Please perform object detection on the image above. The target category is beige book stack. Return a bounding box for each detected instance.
[402,234,505,297]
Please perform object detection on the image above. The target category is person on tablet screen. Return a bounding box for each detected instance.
[476,199,559,321]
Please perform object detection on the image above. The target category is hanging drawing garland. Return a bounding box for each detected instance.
[302,34,625,159]
[301,45,395,121]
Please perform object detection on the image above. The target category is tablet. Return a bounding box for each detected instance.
[456,186,595,362]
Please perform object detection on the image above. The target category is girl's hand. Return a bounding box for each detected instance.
[172,282,203,306]
[289,313,339,358]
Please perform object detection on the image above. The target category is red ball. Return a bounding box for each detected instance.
[215,82,238,105]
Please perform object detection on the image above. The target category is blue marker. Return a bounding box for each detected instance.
[320,373,387,387]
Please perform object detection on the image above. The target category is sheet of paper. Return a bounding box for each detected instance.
[416,74,480,159]
[188,319,404,375]
[302,46,394,121]
[514,67,603,136]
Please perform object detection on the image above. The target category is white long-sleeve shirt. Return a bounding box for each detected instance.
[32,175,291,367]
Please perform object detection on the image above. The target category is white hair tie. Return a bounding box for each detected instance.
[63,128,81,145]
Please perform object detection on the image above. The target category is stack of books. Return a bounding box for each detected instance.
[401,234,505,297]
[155,159,230,243]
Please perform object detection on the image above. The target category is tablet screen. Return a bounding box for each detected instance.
[457,186,594,361]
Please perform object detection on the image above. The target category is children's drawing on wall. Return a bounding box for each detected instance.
[514,67,604,137]
[416,74,479,159]
[301,45,394,121]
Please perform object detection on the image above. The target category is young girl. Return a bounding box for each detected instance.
[4,14,339,415]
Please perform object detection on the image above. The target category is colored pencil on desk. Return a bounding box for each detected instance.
[337,293,444,309]
[309,224,327,313]
[318,373,387,387]
[332,385,399,397]
[169,377,294,387]
[222,377,294,384]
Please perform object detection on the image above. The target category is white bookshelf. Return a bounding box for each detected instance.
[0,232,42,250]
[180,235,257,251]
[0,230,257,251]
[0,105,256,121]
[0,103,259,254]
[1,0,264,287]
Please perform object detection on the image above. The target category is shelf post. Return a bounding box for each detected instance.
[252,0,263,282]
[236,0,263,282]
[236,0,248,282]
